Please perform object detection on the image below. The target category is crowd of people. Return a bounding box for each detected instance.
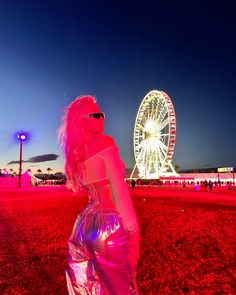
[127,178,235,191]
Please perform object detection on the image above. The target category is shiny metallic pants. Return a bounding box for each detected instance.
[66,206,138,295]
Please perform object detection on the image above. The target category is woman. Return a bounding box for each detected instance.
[59,95,140,294]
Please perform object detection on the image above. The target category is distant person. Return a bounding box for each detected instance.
[59,95,140,294]
[209,180,213,192]
[228,182,232,190]
[131,179,136,190]
[204,180,208,191]
[194,182,200,191]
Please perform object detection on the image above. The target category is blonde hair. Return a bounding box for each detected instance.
[58,95,97,192]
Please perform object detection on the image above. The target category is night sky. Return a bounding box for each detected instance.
[0,1,235,173]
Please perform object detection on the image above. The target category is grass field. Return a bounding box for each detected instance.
[0,186,236,294]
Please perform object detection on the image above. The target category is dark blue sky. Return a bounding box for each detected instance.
[0,0,235,172]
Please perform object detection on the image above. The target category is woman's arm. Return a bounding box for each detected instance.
[99,145,139,233]
[99,143,140,271]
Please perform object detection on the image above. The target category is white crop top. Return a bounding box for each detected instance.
[82,146,125,185]
[81,146,139,233]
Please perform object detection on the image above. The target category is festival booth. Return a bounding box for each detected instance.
[0,171,31,188]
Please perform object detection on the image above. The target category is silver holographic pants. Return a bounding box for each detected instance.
[66,205,138,295]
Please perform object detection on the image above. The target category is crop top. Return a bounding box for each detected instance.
[81,146,139,233]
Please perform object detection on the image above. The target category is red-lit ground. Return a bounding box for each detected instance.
[0,186,236,294]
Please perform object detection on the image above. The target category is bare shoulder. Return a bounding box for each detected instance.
[94,134,116,150]
[86,134,116,158]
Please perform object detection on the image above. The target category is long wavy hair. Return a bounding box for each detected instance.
[58,95,97,192]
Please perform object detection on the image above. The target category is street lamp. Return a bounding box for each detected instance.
[17,132,27,188]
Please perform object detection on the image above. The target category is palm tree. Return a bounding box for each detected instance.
[46,168,52,174]
[9,168,14,175]
[37,169,42,174]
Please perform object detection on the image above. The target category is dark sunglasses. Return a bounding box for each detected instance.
[86,112,105,119]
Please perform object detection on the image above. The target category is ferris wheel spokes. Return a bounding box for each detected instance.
[157,118,169,132]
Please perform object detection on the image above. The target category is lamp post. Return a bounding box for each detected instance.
[17,133,27,188]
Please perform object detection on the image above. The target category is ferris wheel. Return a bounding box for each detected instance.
[130,90,177,179]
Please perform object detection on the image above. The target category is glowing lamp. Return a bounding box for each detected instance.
[17,133,27,141]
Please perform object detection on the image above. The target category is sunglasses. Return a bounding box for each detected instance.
[85,112,105,119]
